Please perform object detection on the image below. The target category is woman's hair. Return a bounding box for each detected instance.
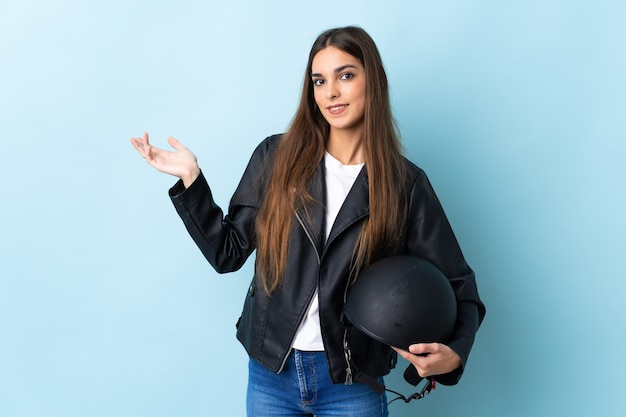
[256,26,409,293]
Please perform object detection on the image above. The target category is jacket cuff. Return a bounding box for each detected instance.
[432,335,474,385]
[433,365,463,385]
[168,171,205,200]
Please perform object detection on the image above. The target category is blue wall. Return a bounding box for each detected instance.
[1,1,624,416]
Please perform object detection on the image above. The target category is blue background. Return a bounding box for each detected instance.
[1,1,624,416]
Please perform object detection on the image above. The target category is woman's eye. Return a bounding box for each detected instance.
[312,79,324,86]
[340,72,354,80]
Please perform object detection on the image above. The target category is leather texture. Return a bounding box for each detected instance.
[169,134,485,386]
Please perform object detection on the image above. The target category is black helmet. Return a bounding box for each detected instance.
[343,256,457,350]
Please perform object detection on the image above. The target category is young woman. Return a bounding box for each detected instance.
[131,26,485,417]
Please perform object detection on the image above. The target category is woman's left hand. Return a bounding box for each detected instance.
[393,343,461,378]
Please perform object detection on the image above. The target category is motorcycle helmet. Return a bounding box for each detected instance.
[343,255,457,350]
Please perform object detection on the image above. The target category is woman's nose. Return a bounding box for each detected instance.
[326,81,339,99]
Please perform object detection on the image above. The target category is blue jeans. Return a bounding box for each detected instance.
[247,350,389,417]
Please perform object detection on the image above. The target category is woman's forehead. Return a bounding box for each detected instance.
[311,46,363,73]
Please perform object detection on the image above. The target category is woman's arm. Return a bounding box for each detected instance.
[167,136,278,273]
[402,168,486,385]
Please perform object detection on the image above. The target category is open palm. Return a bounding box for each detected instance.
[130,132,200,187]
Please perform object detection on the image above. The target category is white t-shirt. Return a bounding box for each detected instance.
[292,151,365,351]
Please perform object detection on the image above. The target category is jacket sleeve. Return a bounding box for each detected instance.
[168,136,277,273]
[405,169,486,385]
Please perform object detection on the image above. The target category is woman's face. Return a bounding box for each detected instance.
[311,46,366,137]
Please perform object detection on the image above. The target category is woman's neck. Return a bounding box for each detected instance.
[326,129,365,165]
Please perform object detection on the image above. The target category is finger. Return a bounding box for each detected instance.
[136,136,155,161]
[130,137,147,157]
[140,132,149,147]
[167,136,184,151]
[392,347,412,362]
[408,343,435,355]
[392,347,428,377]
[144,142,155,162]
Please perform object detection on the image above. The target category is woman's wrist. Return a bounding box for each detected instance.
[181,165,201,188]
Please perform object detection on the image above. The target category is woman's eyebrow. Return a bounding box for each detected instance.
[311,64,359,77]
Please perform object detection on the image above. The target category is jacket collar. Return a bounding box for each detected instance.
[326,166,369,246]
[296,161,370,255]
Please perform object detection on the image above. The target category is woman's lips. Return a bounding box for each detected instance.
[327,104,348,115]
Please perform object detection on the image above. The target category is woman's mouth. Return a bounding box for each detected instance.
[327,104,348,115]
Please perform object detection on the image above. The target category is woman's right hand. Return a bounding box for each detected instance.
[130,132,201,188]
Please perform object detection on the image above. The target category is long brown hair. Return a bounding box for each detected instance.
[256,26,408,293]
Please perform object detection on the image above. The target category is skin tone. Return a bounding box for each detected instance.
[130,45,461,379]
[393,343,461,379]
[130,133,200,188]
[311,46,367,165]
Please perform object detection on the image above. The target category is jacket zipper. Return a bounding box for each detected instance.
[295,212,356,385]
[276,211,322,374]
[295,211,322,264]
[342,266,354,385]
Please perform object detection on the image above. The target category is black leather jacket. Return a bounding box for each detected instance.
[169,135,485,385]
